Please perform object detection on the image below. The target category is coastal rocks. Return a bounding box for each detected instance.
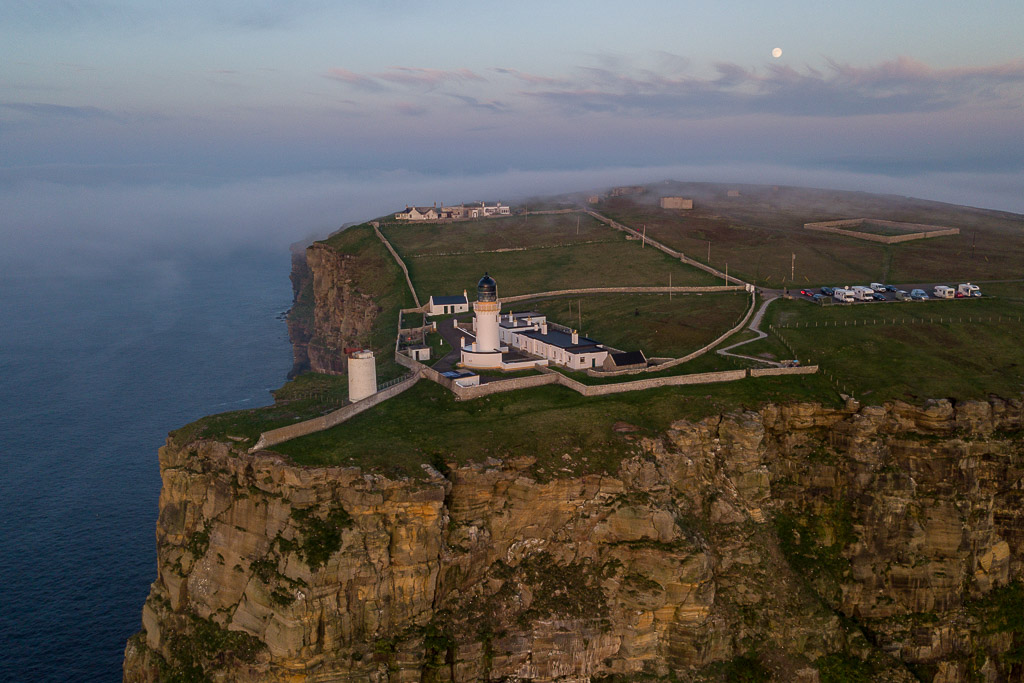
[126,398,1024,682]
[288,242,382,376]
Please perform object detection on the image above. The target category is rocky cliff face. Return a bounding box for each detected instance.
[287,242,382,377]
[125,398,1024,682]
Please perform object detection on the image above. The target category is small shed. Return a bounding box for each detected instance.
[405,345,430,362]
[603,350,647,372]
[659,196,693,210]
[428,293,469,316]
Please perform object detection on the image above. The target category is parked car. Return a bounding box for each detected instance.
[812,293,825,302]
[820,286,835,295]
[884,284,899,292]
[910,288,929,300]
[871,293,886,301]
[895,290,910,301]
[870,282,886,292]
[799,289,812,296]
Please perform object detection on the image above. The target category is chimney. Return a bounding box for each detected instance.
[541,323,548,334]
[572,330,579,344]
[460,336,465,349]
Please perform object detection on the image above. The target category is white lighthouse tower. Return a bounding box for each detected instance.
[461,273,504,369]
[473,273,500,351]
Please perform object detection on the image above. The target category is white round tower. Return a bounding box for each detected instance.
[473,273,500,352]
[347,350,377,402]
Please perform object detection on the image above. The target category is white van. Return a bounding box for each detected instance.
[934,285,955,299]
[870,282,886,292]
[833,288,855,303]
[958,283,981,297]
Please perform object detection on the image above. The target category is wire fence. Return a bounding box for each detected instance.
[769,324,856,399]
[776,314,1022,329]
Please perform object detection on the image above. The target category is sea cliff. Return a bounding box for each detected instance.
[125,397,1024,682]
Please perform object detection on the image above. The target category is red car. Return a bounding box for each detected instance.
[799,289,811,296]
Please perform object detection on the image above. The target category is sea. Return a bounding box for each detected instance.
[0,245,294,681]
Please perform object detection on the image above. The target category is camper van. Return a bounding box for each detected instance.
[851,286,875,301]
[833,288,855,303]
[934,285,955,299]
[958,283,981,297]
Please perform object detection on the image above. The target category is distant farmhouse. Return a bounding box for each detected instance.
[610,186,646,197]
[660,196,693,210]
[395,201,511,221]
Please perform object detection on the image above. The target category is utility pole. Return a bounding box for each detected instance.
[725,262,729,285]
[576,215,580,236]
[707,240,711,263]
[642,224,646,248]
[669,272,672,301]
[791,253,795,281]
[578,299,582,331]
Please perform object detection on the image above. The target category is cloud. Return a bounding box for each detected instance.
[325,68,387,91]
[0,101,121,121]
[492,67,569,87]
[443,93,509,113]
[326,65,485,92]
[520,56,1024,119]
[395,102,428,116]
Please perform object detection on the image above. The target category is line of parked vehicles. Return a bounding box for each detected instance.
[798,282,982,304]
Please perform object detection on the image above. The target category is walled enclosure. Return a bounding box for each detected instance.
[804,219,960,244]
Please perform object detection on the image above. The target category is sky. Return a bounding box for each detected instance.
[2,0,1024,260]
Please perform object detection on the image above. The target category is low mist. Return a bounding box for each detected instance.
[3,163,1023,281]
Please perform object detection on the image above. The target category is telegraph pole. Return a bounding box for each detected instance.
[707,240,711,263]
[791,253,795,281]
[642,224,646,248]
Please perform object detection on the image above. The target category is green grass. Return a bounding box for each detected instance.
[527,292,750,358]
[758,283,1024,403]
[269,375,839,477]
[597,183,1024,287]
[404,240,720,299]
[381,212,721,299]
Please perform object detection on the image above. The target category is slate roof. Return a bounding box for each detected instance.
[520,329,602,354]
[431,295,467,305]
[609,351,647,367]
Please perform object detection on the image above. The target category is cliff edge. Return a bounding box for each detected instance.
[125,397,1024,682]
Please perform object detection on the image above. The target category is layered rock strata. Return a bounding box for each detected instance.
[125,398,1024,682]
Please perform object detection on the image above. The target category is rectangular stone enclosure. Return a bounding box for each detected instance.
[804,219,959,244]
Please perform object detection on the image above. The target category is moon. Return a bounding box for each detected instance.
[772,47,783,58]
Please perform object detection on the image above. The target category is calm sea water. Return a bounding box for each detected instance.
[0,247,293,681]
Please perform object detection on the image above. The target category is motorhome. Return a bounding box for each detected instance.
[851,286,875,301]
[934,285,955,299]
[833,288,855,303]
[958,283,981,297]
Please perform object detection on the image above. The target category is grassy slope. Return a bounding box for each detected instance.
[598,183,1024,287]
[527,292,750,358]
[382,212,721,298]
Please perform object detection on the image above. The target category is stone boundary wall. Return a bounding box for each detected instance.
[249,372,422,453]
[250,353,820,451]
[372,224,422,307]
[749,366,819,378]
[804,219,960,244]
[586,210,749,286]
[525,209,576,215]
[503,285,744,304]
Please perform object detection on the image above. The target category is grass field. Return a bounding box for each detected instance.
[271,374,839,478]
[757,282,1024,403]
[597,182,1024,287]
[382,212,721,299]
[526,292,750,358]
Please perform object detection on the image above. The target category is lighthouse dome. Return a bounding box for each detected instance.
[477,273,497,302]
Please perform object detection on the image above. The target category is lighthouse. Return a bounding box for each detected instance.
[473,273,500,352]
[460,273,505,369]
